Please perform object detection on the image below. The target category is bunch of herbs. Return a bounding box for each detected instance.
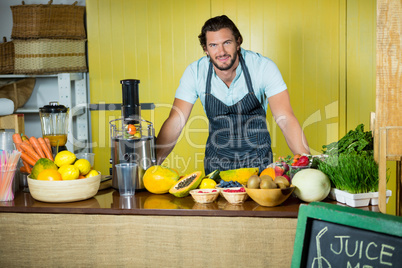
[322,124,373,156]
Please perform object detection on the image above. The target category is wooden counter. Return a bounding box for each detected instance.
[0,187,380,216]
[0,188,380,267]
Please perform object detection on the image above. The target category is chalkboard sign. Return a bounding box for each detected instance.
[292,202,402,268]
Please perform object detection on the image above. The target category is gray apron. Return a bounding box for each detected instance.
[204,54,273,174]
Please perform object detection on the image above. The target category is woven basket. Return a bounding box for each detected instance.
[13,39,87,74]
[0,37,15,74]
[11,0,86,40]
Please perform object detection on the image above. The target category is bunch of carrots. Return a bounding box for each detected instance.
[12,133,53,174]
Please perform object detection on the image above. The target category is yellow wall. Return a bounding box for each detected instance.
[86,1,395,212]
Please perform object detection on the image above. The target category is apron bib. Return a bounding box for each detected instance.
[204,54,272,174]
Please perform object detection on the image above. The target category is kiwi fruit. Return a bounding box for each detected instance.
[276,182,287,189]
[259,175,274,182]
[247,175,261,189]
[274,176,290,187]
[260,178,278,189]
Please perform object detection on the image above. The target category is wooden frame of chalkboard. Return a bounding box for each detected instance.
[291,202,402,268]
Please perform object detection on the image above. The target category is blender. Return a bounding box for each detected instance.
[39,101,69,155]
[110,79,156,190]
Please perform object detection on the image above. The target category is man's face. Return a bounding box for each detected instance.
[204,28,240,71]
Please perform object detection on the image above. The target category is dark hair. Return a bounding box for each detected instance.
[198,15,243,50]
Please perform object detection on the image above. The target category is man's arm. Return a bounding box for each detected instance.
[268,90,310,155]
[156,98,194,165]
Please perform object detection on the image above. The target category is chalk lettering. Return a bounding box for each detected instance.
[347,262,375,268]
[380,244,394,266]
[345,239,359,257]
[330,236,350,255]
[366,242,378,260]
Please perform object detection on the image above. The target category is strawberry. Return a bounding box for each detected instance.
[275,165,285,177]
[293,155,309,167]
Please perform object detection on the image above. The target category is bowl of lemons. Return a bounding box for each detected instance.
[27,151,101,203]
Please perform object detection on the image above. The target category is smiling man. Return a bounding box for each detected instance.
[156,15,310,174]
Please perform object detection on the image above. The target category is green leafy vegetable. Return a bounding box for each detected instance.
[322,124,373,156]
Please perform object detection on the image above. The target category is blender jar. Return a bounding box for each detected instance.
[39,102,69,147]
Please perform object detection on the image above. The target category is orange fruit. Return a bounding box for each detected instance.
[78,175,86,179]
[260,167,276,178]
[37,169,62,181]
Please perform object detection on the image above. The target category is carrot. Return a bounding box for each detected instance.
[38,137,54,161]
[21,134,29,142]
[22,161,32,173]
[20,166,29,173]
[44,137,52,151]
[29,136,46,158]
[13,137,32,172]
[19,142,41,162]
[23,139,32,145]
[20,152,36,166]
[12,133,23,144]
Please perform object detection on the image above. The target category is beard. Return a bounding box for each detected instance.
[209,50,239,71]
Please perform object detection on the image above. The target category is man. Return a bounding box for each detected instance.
[156,15,309,174]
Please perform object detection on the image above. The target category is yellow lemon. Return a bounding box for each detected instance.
[74,159,91,175]
[58,165,80,180]
[54,151,76,167]
[199,178,217,189]
[85,169,99,178]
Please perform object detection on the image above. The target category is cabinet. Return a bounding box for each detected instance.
[0,72,90,153]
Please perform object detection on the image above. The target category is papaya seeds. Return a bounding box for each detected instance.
[169,171,202,197]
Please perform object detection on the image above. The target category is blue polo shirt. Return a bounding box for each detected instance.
[175,48,287,113]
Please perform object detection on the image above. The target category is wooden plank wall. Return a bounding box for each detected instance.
[376,0,402,215]
[375,0,402,159]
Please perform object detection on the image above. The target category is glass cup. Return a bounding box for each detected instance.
[119,195,136,209]
[76,153,95,168]
[0,169,17,202]
[115,163,137,196]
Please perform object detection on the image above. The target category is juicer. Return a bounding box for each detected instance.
[110,79,156,190]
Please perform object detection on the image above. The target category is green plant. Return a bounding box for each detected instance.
[322,124,373,156]
[317,153,386,194]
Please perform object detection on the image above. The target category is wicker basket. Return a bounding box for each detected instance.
[0,37,15,74]
[11,0,86,39]
[13,39,87,74]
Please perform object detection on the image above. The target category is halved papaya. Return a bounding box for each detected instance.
[169,171,202,197]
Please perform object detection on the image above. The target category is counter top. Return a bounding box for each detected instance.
[0,187,380,218]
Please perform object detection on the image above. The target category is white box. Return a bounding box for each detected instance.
[329,188,392,208]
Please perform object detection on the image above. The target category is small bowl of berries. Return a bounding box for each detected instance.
[221,187,249,204]
[189,189,220,204]
[289,155,311,179]
[216,180,243,196]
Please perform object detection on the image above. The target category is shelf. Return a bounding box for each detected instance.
[0,73,83,80]
[15,107,39,113]
[0,74,58,79]
[0,72,90,153]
